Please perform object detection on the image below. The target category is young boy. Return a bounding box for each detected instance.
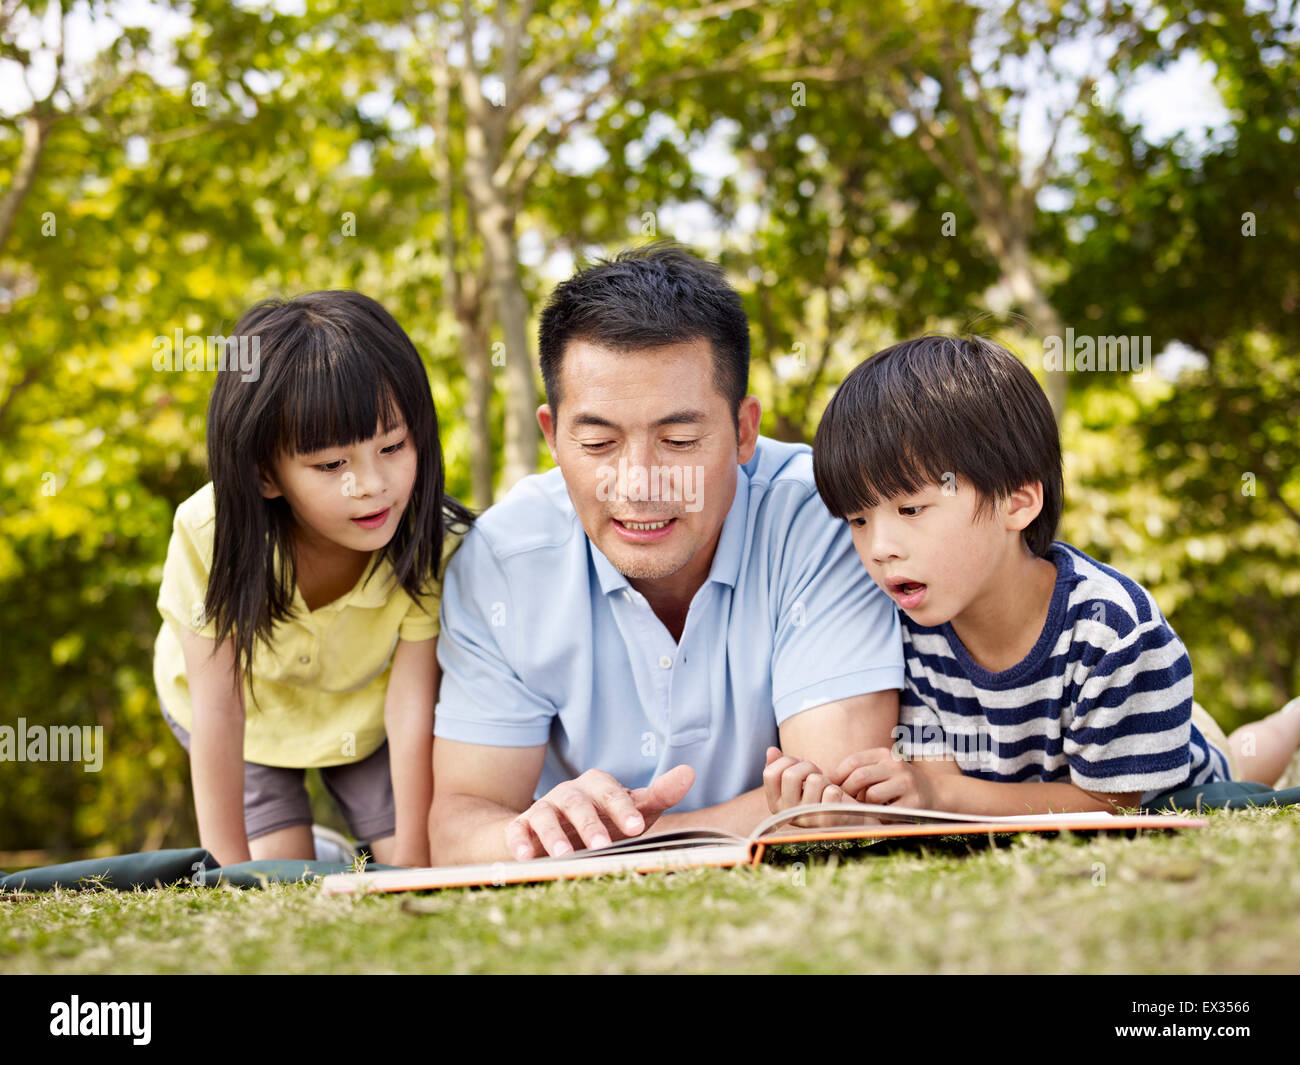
[763,334,1300,816]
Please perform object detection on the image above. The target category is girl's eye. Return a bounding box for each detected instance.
[899,505,923,517]
[315,460,344,472]
[382,439,407,454]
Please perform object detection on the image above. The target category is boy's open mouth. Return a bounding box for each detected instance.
[886,577,928,607]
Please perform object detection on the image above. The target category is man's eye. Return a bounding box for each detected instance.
[579,441,613,452]
[665,439,697,449]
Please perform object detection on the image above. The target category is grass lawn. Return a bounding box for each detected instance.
[3,807,1298,975]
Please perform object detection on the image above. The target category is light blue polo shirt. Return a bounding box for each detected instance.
[433,435,904,812]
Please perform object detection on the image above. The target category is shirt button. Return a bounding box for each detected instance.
[299,655,310,664]
[658,655,672,669]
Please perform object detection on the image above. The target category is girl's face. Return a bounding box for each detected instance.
[258,416,417,558]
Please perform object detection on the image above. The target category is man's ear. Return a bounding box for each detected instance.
[1004,480,1044,532]
[736,395,762,466]
[536,404,559,466]
[257,462,283,500]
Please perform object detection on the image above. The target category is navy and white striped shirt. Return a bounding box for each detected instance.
[897,541,1231,804]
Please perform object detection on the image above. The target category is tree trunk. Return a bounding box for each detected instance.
[0,113,50,256]
[1001,236,1068,422]
[460,293,495,508]
[462,130,538,491]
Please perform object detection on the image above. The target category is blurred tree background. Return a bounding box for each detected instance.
[2,0,1296,857]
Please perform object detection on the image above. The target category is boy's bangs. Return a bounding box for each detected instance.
[814,386,952,520]
[272,339,406,459]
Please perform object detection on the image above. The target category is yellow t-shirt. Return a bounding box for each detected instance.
[153,482,466,768]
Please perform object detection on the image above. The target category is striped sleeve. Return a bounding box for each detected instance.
[1063,618,1195,794]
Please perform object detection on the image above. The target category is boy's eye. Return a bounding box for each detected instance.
[899,505,924,517]
[849,517,867,528]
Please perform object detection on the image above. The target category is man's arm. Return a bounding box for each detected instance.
[428,739,545,865]
[429,738,695,865]
[658,689,900,833]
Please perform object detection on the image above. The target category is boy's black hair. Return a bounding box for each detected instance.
[537,241,750,428]
[203,290,474,707]
[813,334,1063,558]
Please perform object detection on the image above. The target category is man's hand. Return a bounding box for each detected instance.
[762,747,851,812]
[506,765,695,860]
[830,748,941,809]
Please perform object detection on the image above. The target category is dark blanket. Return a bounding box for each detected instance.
[0,847,395,892]
[1142,780,1300,813]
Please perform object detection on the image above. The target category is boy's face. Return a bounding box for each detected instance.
[845,478,1035,628]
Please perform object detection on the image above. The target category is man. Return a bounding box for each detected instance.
[430,243,903,864]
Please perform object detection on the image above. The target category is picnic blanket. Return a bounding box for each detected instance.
[0,847,395,893]
[1143,780,1300,813]
[4,782,1299,892]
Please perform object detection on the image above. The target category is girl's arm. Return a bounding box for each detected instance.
[383,636,438,867]
[176,624,252,866]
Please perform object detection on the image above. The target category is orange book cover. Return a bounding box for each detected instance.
[319,803,1207,895]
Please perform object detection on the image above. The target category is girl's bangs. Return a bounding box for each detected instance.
[271,340,406,459]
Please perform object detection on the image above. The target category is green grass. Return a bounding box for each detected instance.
[4,808,1299,974]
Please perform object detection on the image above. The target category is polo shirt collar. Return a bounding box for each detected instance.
[588,463,750,595]
[277,542,398,613]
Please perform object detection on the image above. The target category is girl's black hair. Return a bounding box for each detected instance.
[203,290,474,707]
[812,334,1063,558]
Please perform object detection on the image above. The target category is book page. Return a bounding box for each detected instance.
[751,802,1117,840]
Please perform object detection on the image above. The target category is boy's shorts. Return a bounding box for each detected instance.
[159,700,396,843]
[1191,702,1239,781]
[1191,700,1300,789]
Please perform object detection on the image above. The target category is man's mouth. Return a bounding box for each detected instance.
[616,518,674,531]
[611,516,678,541]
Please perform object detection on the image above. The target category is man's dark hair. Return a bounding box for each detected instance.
[538,242,750,425]
[813,334,1063,558]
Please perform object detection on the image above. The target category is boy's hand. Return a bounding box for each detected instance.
[830,748,941,809]
[763,746,851,812]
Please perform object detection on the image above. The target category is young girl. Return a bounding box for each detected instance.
[153,291,473,868]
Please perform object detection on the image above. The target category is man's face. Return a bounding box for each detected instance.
[538,337,760,583]
[258,415,417,558]
[846,479,1014,629]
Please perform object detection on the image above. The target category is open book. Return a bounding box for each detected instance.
[318,803,1206,895]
